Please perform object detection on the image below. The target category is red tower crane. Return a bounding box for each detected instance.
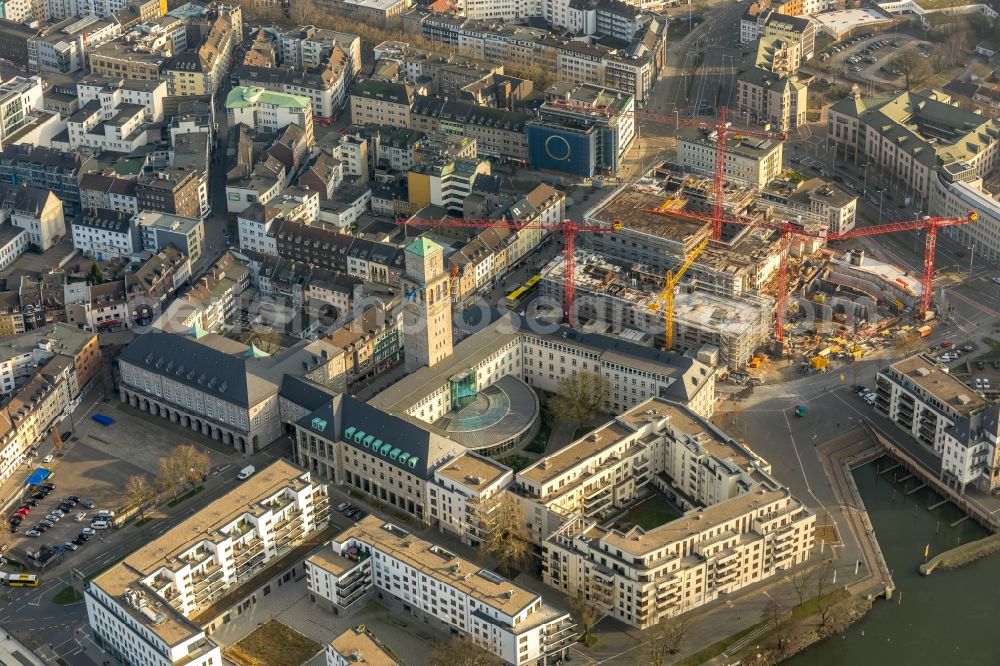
[548,101,788,240]
[397,216,621,323]
[830,212,980,316]
[653,207,981,340]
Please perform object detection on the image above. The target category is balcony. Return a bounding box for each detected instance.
[233,538,264,565]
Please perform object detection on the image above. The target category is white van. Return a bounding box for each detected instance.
[91,519,110,530]
[237,465,255,481]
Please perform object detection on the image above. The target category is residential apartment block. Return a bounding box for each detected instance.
[86,460,331,666]
[350,80,414,129]
[306,515,575,665]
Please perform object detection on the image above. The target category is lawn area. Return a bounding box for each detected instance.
[53,586,84,605]
[676,622,762,666]
[225,620,321,666]
[623,494,680,530]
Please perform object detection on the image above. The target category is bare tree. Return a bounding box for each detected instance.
[890,47,931,89]
[569,588,602,645]
[549,371,611,428]
[173,444,212,492]
[125,475,156,520]
[156,455,185,499]
[648,614,691,665]
[241,326,282,353]
[429,635,503,666]
[814,558,838,626]
[476,493,531,577]
[791,568,812,607]
[762,599,792,659]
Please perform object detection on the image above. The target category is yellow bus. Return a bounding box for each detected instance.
[502,275,541,309]
[4,573,39,587]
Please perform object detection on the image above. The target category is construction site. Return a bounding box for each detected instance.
[538,250,774,369]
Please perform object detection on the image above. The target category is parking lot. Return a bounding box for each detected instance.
[7,397,234,565]
[818,32,929,86]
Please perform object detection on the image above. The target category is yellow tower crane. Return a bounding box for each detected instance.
[648,236,710,351]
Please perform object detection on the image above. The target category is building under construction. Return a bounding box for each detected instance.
[539,251,774,368]
[585,180,789,299]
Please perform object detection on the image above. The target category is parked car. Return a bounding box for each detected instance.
[941,341,954,348]
[72,537,84,546]
[962,344,974,352]
[64,542,79,551]
[976,378,984,389]
[45,514,60,523]
[74,511,87,522]
[61,432,72,441]
[79,500,94,509]
[977,361,986,370]
[79,532,93,541]
[96,510,115,518]
[81,527,96,536]
[42,454,53,463]
[91,520,110,530]
[336,502,350,512]
[67,495,80,502]
[985,379,992,390]
[24,530,40,537]
[52,509,65,518]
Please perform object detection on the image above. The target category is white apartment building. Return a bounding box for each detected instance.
[429,451,513,546]
[86,460,331,666]
[931,165,1000,263]
[0,76,44,144]
[277,26,362,76]
[66,102,148,154]
[874,354,1000,493]
[236,205,280,256]
[0,225,27,272]
[465,0,542,20]
[544,487,814,628]
[327,627,400,666]
[306,516,576,665]
[677,126,784,187]
[517,398,768,542]
[225,86,314,141]
[76,75,167,123]
[70,210,139,259]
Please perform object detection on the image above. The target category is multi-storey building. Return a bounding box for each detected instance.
[828,88,1000,209]
[76,75,166,123]
[134,210,205,263]
[234,45,350,121]
[306,515,575,664]
[410,95,530,161]
[407,158,492,214]
[758,177,856,235]
[70,209,140,259]
[85,460,331,666]
[78,172,139,215]
[873,354,1000,492]
[350,80,413,129]
[544,487,814,628]
[337,0,411,24]
[164,15,233,97]
[677,126,784,187]
[526,82,636,176]
[0,183,66,251]
[327,627,401,666]
[276,26,361,78]
[226,86,314,144]
[88,40,167,81]
[0,76,43,144]
[0,144,93,214]
[737,36,809,131]
[428,451,513,546]
[136,169,203,219]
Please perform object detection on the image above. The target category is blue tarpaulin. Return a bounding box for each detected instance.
[25,468,51,486]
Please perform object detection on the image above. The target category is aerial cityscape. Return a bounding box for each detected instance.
[0,0,997,663]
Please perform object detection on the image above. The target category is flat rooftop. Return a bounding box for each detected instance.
[90,460,312,645]
[519,421,635,486]
[589,488,793,556]
[888,354,985,415]
[336,516,542,619]
[0,323,94,363]
[588,185,709,248]
[435,451,510,491]
[330,628,400,666]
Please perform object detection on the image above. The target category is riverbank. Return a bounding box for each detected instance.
[724,594,872,666]
[920,532,1000,575]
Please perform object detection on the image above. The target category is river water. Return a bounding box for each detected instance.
[787,457,998,666]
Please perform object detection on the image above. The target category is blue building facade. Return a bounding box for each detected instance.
[526,124,599,177]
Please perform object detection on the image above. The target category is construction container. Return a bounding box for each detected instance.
[917,325,932,337]
[811,355,829,369]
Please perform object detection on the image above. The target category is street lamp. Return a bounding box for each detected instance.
[877,189,885,225]
[969,243,975,281]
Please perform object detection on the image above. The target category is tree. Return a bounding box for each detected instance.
[791,568,812,607]
[156,454,185,499]
[125,475,156,520]
[172,444,212,492]
[648,614,691,665]
[813,557,838,627]
[429,636,503,666]
[549,371,611,427]
[890,47,931,89]
[568,587,601,645]
[761,599,792,659]
[476,493,531,577]
[89,262,104,285]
